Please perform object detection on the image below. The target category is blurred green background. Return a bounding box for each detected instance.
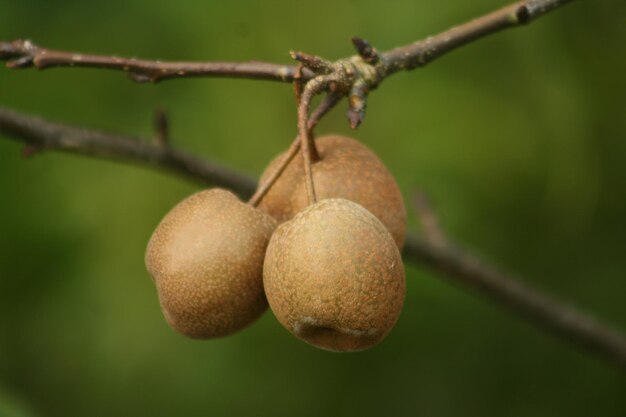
[1,0,625,416]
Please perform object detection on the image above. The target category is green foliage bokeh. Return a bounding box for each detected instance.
[0,1,625,416]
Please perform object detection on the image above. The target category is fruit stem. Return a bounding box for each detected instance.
[300,122,317,205]
[298,77,329,205]
[293,62,320,163]
[248,90,339,207]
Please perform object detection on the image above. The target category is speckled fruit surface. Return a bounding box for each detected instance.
[257,135,407,249]
[263,198,406,352]
[145,188,277,339]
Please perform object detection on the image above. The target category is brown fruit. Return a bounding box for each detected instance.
[257,135,407,249]
[263,198,405,352]
[145,188,277,339]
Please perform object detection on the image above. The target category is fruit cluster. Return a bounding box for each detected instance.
[145,135,407,352]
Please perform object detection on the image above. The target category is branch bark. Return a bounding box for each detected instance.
[0,107,624,369]
[0,39,311,83]
[380,0,575,75]
[403,237,626,369]
[0,107,256,197]
[0,0,575,86]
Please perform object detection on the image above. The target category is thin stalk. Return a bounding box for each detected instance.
[248,92,341,207]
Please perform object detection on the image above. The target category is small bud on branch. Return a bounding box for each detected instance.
[352,36,379,64]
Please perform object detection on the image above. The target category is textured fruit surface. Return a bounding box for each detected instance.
[263,198,405,352]
[145,188,277,339]
[257,135,407,249]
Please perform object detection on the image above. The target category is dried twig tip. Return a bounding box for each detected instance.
[289,50,332,74]
[351,36,379,64]
[347,109,363,129]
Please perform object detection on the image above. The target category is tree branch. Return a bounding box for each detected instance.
[0,0,575,87]
[0,39,309,83]
[0,107,624,369]
[0,107,256,197]
[379,0,576,75]
[403,236,626,369]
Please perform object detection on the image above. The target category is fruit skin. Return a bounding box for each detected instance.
[257,135,407,249]
[145,188,277,339]
[263,198,405,352]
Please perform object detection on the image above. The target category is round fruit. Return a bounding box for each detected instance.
[257,135,407,249]
[263,198,405,352]
[145,188,277,339]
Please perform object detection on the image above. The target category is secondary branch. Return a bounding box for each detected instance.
[0,107,256,196]
[0,107,624,369]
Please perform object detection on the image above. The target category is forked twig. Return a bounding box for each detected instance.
[248,92,341,207]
